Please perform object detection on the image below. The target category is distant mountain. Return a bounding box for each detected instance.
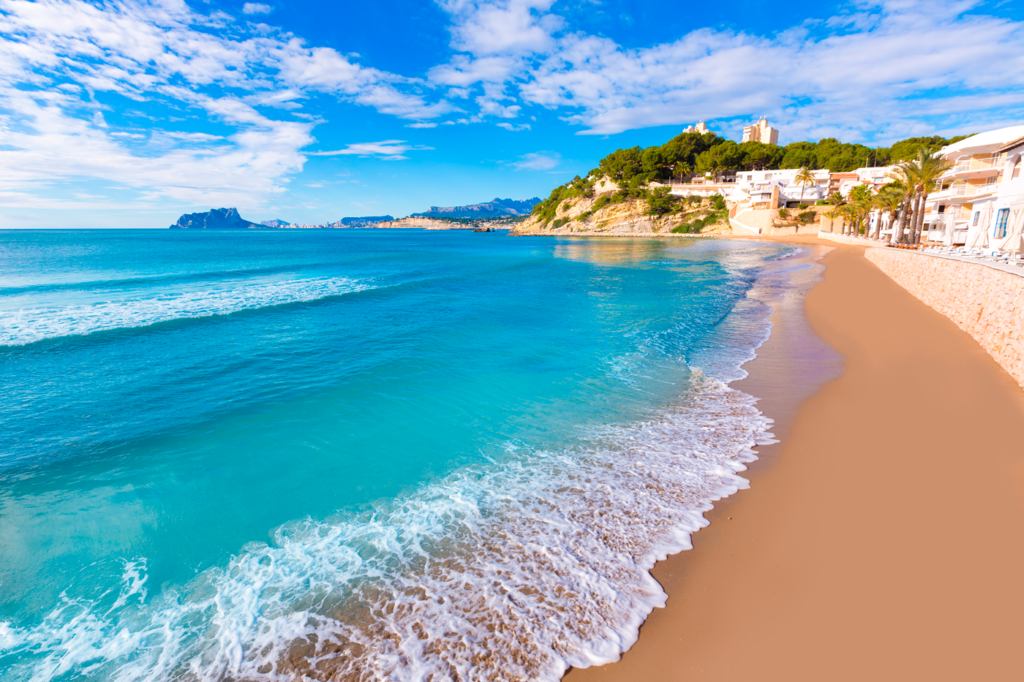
[334,215,393,227]
[411,197,540,219]
[170,208,259,229]
[261,218,290,227]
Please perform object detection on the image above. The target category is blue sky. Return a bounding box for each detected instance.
[1,0,1023,228]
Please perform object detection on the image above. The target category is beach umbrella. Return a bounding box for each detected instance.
[965,204,991,248]
[1005,208,1024,254]
[943,212,957,246]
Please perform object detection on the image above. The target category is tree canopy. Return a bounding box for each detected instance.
[533,129,967,219]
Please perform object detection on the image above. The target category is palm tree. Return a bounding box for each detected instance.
[674,161,692,184]
[839,204,858,236]
[909,149,952,245]
[823,207,841,233]
[888,161,920,244]
[874,183,905,241]
[794,167,816,206]
[847,184,873,237]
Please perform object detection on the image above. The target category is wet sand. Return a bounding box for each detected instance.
[567,240,1024,681]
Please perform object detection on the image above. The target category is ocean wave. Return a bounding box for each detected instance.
[0,372,772,682]
[0,277,372,346]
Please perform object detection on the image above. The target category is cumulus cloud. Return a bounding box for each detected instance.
[512,151,559,170]
[0,0,451,208]
[431,0,1024,140]
[242,2,272,14]
[307,140,434,160]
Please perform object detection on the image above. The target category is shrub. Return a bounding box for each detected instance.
[646,186,680,216]
[552,217,567,228]
[815,199,828,205]
[797,211,816,223]
[798,203,809,209]
[711,194,726,211]
[778,207,789,219]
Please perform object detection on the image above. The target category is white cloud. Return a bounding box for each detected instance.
[439,0,562,57]
[497,122,530,131]
[0,0,453,208]
[512,151,559,170]
[431,0,1024,140]
[307,140,434,161]
[242,2,272,15]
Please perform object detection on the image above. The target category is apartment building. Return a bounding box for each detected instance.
[727,168,829,207]
[741,117,779,145]
[925,125,1024,245]
[982,135,1024,252]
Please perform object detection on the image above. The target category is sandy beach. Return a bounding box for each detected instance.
[568,239,1024,681]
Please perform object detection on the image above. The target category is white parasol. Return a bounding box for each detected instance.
[943,211,957,246]
[965,203,993,248]
[1002,208,1024,254]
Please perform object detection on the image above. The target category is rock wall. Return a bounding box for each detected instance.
[865,247,1024,389]
[818,231,886,246]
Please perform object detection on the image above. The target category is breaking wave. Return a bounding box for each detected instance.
[0,277,372,346]
[0,371,772,682]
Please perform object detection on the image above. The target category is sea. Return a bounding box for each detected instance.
[0,229,798,681]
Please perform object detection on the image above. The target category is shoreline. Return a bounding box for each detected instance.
[566,237,1024,680]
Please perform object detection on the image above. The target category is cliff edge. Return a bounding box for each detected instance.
[511,190,730,236]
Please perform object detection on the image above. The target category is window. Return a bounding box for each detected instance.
[972,211,981,226]
[994,209,1010,238]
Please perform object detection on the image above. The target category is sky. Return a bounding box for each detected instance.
[1,0,1023,228]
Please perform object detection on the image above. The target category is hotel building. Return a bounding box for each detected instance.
[924,125,1024,245]
[741,117,779,145]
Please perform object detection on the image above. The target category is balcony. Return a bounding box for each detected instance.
[941,157,1000,179]
[941,182,998,201]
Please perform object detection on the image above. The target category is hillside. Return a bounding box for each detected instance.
[513,190,729,236]
[520,129,966,236]
[411,197,539,219]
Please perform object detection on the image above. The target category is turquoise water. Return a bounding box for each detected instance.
[0,230,794,680]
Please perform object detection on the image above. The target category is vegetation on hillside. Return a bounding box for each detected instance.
[530,130,967,227]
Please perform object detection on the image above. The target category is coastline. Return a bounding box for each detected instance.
[566,238,1024,680]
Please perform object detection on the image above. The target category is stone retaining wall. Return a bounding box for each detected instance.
[865,247,1024,389]
[817,231,886,246]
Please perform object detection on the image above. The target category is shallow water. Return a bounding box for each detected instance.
[0,229,796,681]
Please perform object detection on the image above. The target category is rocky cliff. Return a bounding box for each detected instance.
[170,208,260,229]
[511,194,730,236]
[411,197,540,219]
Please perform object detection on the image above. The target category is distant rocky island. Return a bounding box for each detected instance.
[169,209,393,229]
[170,208,259,229]
[168,202,535,231]
[411,197,539,219]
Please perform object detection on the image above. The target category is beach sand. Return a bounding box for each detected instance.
[567,240,1024,681]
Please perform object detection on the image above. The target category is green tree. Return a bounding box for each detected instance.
[908,148,952,244]
[794,167,816,205]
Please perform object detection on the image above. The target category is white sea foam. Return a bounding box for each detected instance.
[0,277,371,346]
[0,371,772,682]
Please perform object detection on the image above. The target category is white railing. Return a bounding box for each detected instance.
[943,157,996,177]
[945,183,997,198]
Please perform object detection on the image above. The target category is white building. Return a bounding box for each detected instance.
[742,117,779,145]
[727,168,829,207]
[976,134,1024,253]
[682,120,709,134]
[925,125,1024,245]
